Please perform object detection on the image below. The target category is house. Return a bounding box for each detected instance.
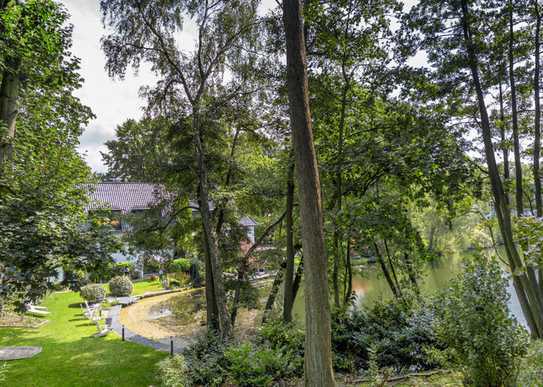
[84,182,258,262]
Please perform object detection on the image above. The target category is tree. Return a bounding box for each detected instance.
[101,0,263,339]
[408,0,543,337]
[282,0,336,384]
[0,0,116,312]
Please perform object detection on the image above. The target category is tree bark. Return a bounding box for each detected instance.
[0,60,21,170]
[508,0,524,216]
[283,152,296,323]
[461,0,543,337]
[282,0,336,384]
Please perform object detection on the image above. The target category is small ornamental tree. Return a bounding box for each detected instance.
[108,276,133,297]
[80,284,106,303]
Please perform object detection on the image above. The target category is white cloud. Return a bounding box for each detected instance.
[62,0,158,173]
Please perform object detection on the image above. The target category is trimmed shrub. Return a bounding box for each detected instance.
[80,284,106,303]
[169,258,191,273]
[108,276,134,297]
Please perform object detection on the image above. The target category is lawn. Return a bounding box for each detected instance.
[0,289,167,387]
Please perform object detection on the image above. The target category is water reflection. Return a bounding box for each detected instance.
[293,256,527,328]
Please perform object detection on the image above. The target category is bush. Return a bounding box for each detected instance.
[108,276,134,297]
[518,340,543,386]
[169,258,191,273]
[183,333,227,385]
[80,284,106,303]
[224,343,288,386]
[180,325,303,386]
[331,300,441,373]
[157,354,188,387]
[432,258,529,386]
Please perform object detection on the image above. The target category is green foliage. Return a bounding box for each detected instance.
[182,333,227,386]
[0,362,8,384]
[108,276,133,297]
[224,343,291,386]
[79,284,106,303]
[157,355,188,387]
[332,300,441,373]
[169,258,191,273]
[432,258,529,386]
[518,340,543,386]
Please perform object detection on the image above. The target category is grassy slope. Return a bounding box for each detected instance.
[1,289,167,387]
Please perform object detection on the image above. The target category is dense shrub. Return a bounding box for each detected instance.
[108,276,133,297]
[332,300,441,373]
[169,258,191,273]
[80,284,106,303]
[432,259,529,386]
[224,343,292,386]
[164,323,304,387]
[157,355,188,387]
[518,340,543,386]
[182,333,227,385]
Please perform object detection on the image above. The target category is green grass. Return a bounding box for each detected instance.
[132,279,164,295]
[0,290,167,387]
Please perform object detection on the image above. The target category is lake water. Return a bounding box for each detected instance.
[291,255,528,328]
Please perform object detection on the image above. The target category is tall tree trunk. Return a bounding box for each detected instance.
[461,0,543,338]
[283,153,296,323]
[509,0,524,216]
[0,60,21,170]
[282,0,336,384]
[194,110,232,340]
[498,78,510,188]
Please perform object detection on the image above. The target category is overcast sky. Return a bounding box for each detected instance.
[63,0,419,173]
